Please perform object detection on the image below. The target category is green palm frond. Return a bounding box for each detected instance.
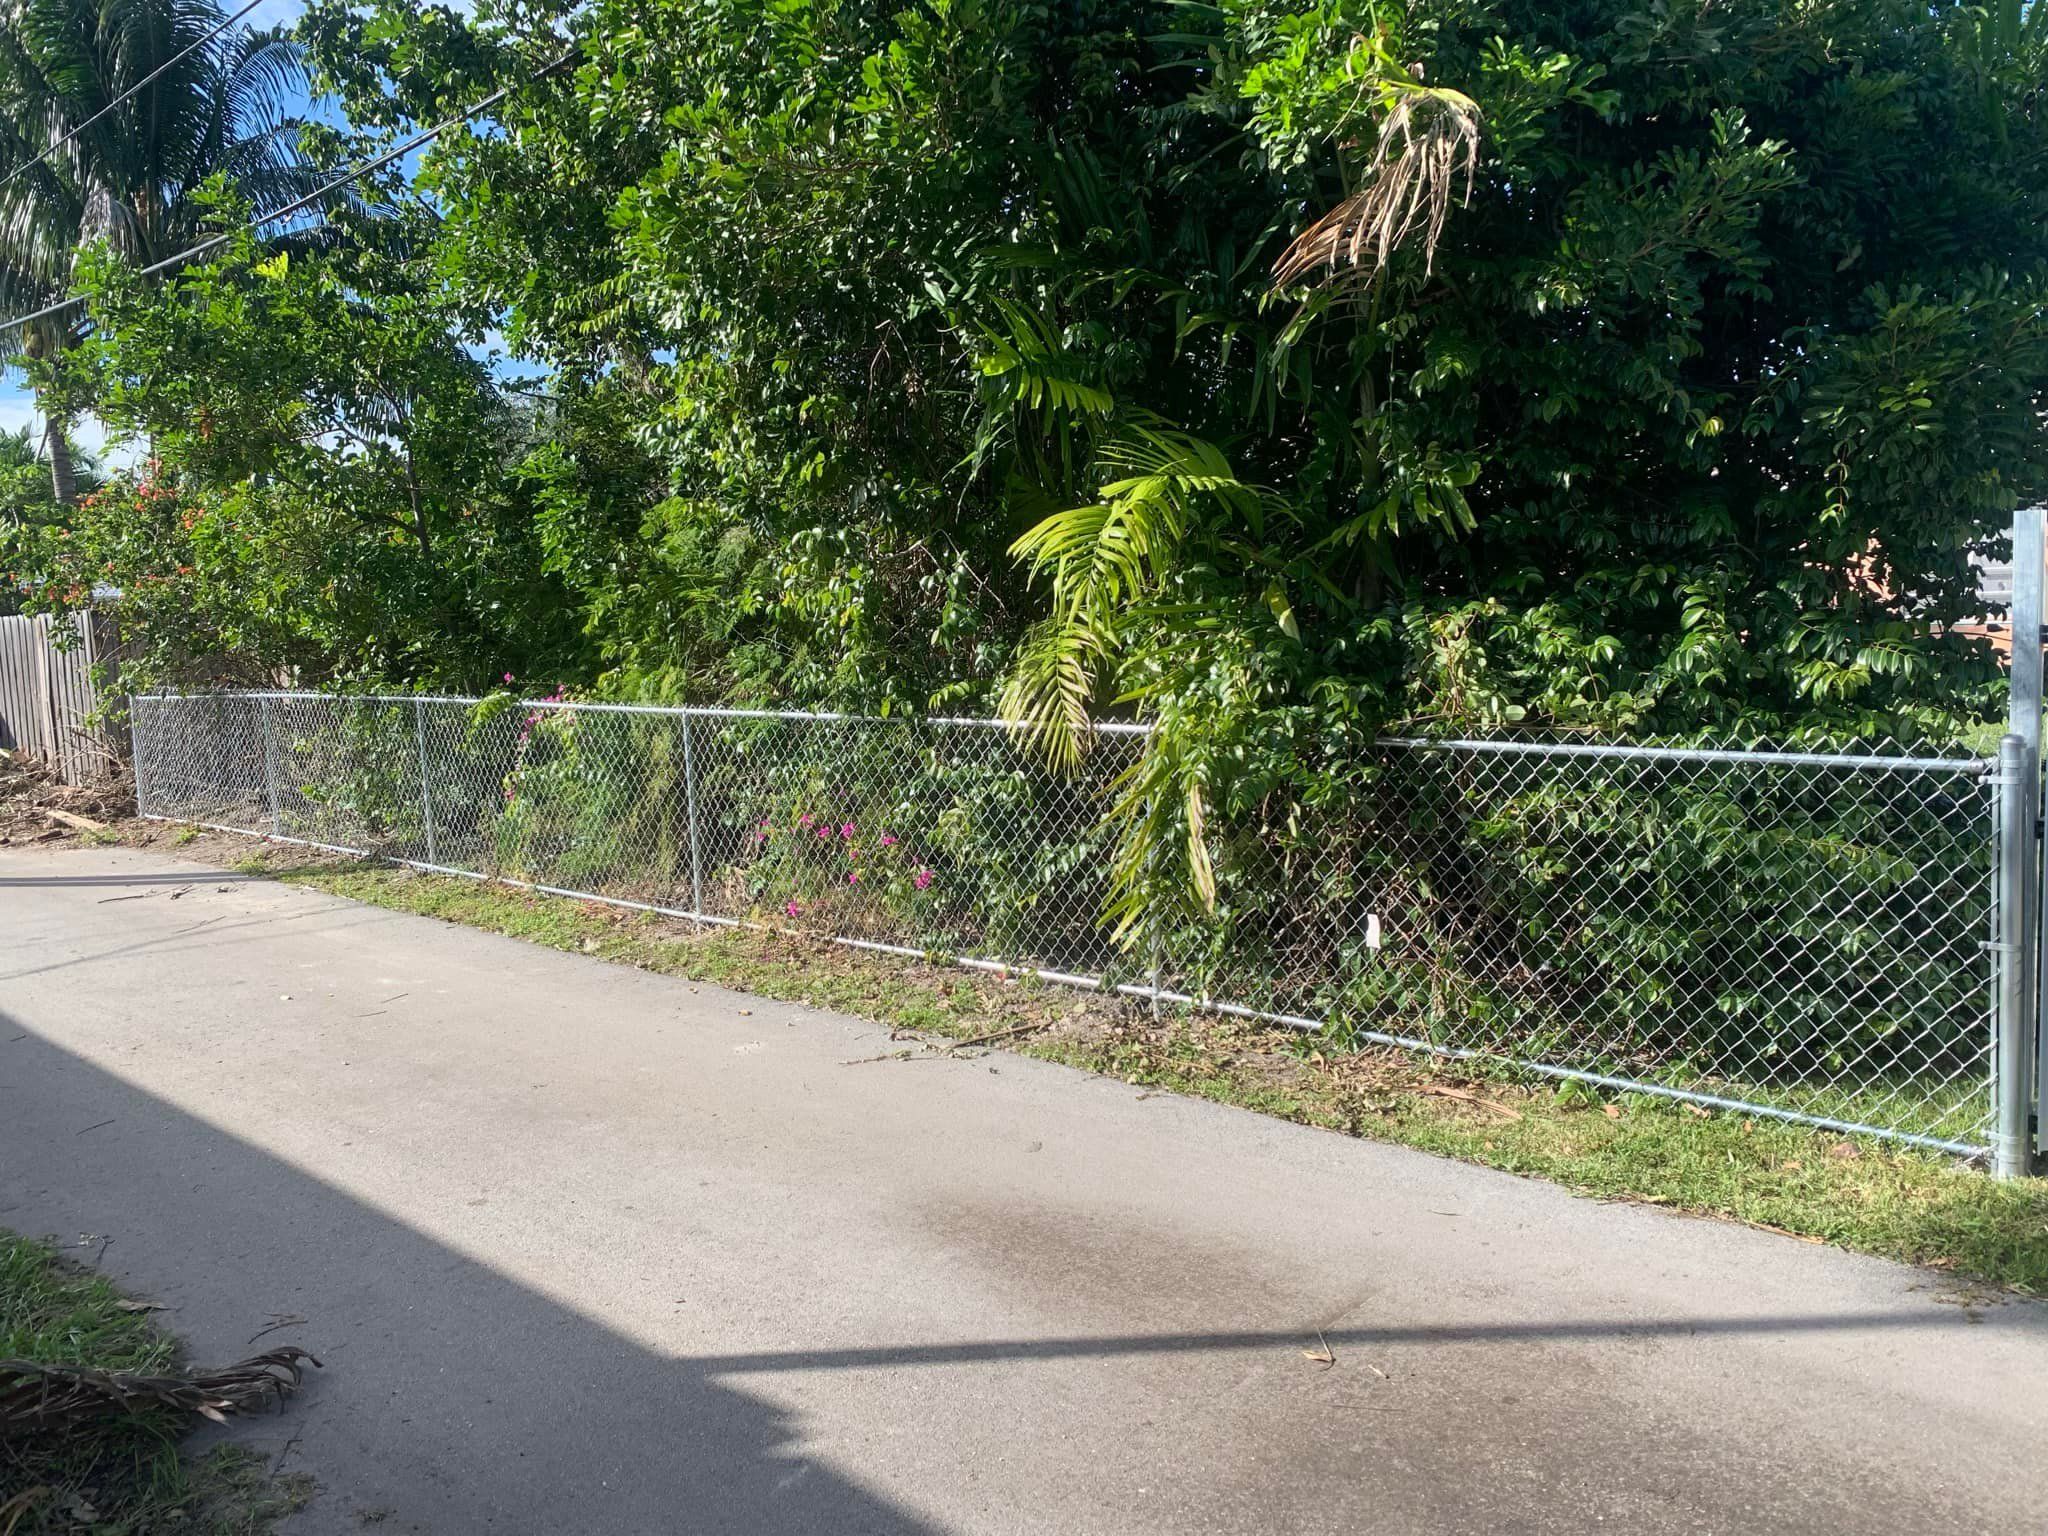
[1954,0,2048,65]
[974,295,1115,417]
[998,614,1109,772]
[1002,421,1263,766]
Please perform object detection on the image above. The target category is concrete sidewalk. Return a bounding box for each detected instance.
[2,844,2044,1534]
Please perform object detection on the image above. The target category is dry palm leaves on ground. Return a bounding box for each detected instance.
[0,1349,319,1439]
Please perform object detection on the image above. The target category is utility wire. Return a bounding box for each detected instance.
[0,50,578,338]
[0,0,274,195]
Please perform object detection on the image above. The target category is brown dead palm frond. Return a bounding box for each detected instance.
[1273,86,1482,293]
[0,1347,320,1439]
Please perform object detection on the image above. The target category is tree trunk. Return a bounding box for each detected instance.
[43,413,78,506]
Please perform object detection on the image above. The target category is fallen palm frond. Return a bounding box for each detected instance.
[0,1347,320,1438]
[1273,86,1482,293]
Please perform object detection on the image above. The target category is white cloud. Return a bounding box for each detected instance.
[0,383,141,470]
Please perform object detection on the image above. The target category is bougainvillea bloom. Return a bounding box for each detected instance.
[786,900,802,918]
[914,869,934,890]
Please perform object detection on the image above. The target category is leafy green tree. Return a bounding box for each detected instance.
[0,0,319,500]
[21,210,596,689]
[293,0,2048,914]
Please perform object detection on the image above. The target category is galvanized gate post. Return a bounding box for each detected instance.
[1996,733,2034,1178]
[414,699,438,865]
[681,708,705,918]
[258,696,283,837]
[2014,505,2048,1171]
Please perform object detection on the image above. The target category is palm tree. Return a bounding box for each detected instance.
[0,0,319,502]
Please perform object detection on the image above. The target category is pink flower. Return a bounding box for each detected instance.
[816,827,831,841]
[785,900,801,918]
[798,813,813,829]
[879,833,897,847]
[840,822,856,839]
[914,869,933,891]
[846,870,860,884]
[503,672,514,683]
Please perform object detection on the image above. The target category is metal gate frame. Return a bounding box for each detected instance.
[2000,504,2048,1177]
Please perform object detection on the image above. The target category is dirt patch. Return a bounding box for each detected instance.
[0,752,137,846]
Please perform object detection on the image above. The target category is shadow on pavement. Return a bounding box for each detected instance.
[1,1018,942,1535]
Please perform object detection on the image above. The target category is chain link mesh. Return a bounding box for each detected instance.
[130,693,2000,1154]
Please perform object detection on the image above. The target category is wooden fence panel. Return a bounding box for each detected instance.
[0,610,121,784]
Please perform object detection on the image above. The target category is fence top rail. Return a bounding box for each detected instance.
[1377,735,1994,776]
[133,691,1157,738]
[132,691,1991,773]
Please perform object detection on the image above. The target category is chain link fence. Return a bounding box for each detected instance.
[130,692,2004,1157]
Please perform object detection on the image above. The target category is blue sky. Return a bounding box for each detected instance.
[1,1,518,465]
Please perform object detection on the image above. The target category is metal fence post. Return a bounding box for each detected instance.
[2008,505,2045,1169]
[127,695,148,815]
[414,699,438,865]
[258,696,283,837]
[1148,798,1165,1018]
[681,708,705,917]
[1996,733,2032,1178]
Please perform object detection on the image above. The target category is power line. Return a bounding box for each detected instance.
[0,0,274,196]
[0,49,578,338]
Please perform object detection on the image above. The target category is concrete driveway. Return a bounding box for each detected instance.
[3,844,2045,1534]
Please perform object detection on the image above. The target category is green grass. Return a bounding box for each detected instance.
[0,1233,310,1535]
[231,852,2048,1293]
